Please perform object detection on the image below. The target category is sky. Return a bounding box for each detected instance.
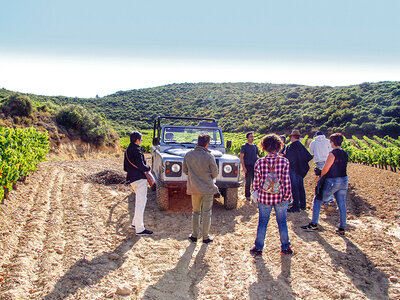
[0,0,399,98]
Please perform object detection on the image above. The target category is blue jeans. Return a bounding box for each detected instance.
[289,170,306,210]
[311,176,349,228]
[255,200,290,251]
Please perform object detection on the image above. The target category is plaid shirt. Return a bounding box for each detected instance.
[253,154,292,205]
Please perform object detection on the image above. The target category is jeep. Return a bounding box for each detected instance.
[151,116,241,210]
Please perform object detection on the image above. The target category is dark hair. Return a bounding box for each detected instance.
[329,133,344,146]
[130,131,142,144]
[279,135,286,143]
[246,132,254,139]
[198,133,211,147]
[259,134,283,154]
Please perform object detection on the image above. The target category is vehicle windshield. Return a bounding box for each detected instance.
[163,127,222,145]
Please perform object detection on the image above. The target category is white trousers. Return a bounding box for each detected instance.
[130,179,148,233]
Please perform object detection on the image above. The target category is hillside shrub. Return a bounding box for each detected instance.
[1,94,33,117]
[56,105,118,146]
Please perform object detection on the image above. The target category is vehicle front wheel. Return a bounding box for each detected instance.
[223,187,238,210]
[156,178,169,210]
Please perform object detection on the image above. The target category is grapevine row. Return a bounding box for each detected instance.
[0,127,50,203]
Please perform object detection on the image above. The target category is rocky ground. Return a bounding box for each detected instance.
[0,155,399,299]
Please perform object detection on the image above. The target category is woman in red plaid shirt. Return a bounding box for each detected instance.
[250,134,293,256]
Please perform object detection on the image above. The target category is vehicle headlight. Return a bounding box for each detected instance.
[171,163,181,173]
[222,162,239,177]
[165,161,182,177]
[223,164,233,174]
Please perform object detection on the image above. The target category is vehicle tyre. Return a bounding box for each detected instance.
[156,177,169,210]
[224,187,238,210]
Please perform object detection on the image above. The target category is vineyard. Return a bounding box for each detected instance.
[0,127,50,204]
[119,130,400,172]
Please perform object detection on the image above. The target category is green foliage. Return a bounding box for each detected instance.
[1,82,399,139]
[342,135,400,171]
[56,105,118,146]
[1,94,33,117]
[119,129,153,153]
[0,127,50,203]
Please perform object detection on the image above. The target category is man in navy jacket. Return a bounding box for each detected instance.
[124,131,153,236]
[285,129,313,212]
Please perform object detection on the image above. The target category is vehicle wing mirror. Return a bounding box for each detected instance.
[153,137,160,146]
[226,140,232,149]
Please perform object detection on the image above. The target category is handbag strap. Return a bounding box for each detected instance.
[125,150,144,173]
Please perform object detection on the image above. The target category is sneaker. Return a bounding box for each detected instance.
[336,227,345,235]
[280,247,293,255]
[250,246,262,257]
[301,223,318,231]
[131,225,135,229]
[203,236,214,244]
[287,206,300,213]
[136,229,153,236]
[188,234,197,243]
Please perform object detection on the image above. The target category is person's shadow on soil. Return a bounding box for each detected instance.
[292,224,389,299]
[43,234,138,300]
[249,255,295,300]
[143,243,209,299]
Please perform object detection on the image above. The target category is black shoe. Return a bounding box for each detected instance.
[136,229,153,236]
[301,223,318,231]
[246,196,251,201]
[188,234,197,243]
[336,227,345,235]
[300,207,306,210]
[280,246,293,255]
[287,206,300,213]
[250,246,262,257]
[131,225,135,229]
[203,236,214,244]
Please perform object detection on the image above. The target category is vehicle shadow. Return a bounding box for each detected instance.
[143,243,209,299]
[249,255,295,300]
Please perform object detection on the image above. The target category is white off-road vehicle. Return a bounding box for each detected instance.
[151,116,241,210]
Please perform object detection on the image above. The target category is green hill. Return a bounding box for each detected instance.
[1,81,399,137]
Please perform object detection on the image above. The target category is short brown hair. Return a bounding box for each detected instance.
[198,133,211,147]
[259,134,283,154]
[329,133,344,146]
[246,132,254,139]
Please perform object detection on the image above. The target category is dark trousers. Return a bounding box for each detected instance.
[245,164,255,197]
[289,169,306,209]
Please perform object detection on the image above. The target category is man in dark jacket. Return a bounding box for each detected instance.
[285,129,313,212]
[240,132,259,201]
[124,131,153,236]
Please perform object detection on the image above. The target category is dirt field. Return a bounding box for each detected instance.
[0,155,399,299]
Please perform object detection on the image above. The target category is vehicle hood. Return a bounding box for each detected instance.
[165,148,223,157]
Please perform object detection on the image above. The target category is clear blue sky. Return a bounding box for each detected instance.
[1,0,399,97]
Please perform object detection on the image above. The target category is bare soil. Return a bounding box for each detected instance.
[0,156,399,299]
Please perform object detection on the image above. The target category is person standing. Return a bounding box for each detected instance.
[124,131,153,236]
[183,133,218,244]
[309,131,332,172]
[285,129,313,212]
[250,134,293,257]
[240,132,260,201]
[302,133,349,235]
[309,131,333,204]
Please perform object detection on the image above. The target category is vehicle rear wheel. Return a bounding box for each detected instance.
[156,178,169,210]
[223,187,238,210]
